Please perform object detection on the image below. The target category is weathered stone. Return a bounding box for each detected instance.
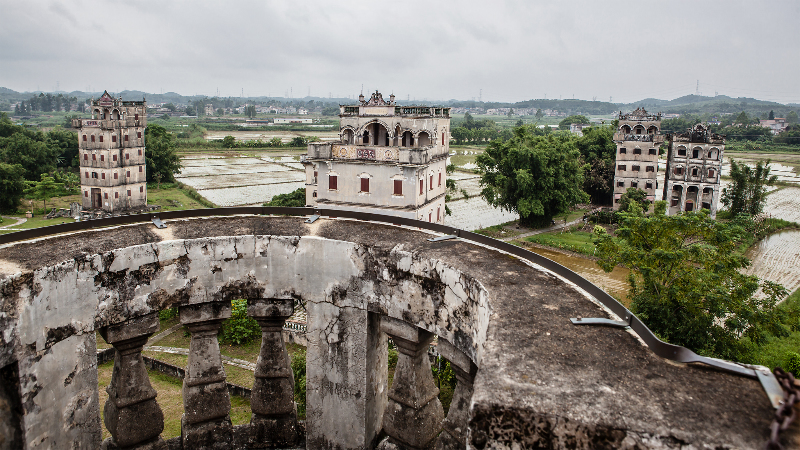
[434,340,477,450]
[100,313,164,449]
[0,362,23,450]
[179,301,232,448]
[244,298,300,447]
[381,316,444,450]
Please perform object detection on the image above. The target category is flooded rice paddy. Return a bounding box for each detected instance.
[745,230,800,296]
[763,187,800,223]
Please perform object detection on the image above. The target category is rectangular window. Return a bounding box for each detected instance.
[92,154,96,161]
[137,132,142,139]
[91,172,97,179]
[671,198,678,207]
[394,179,402,195]
[101,173,105,180]
[631,182,638,188]
[632,165,640,172]
[618,165,626,171]
[99,136,103,143]
[84,154,88,161]
[649,148,656,155]
[126,170,130,178]
[100,155,104,161]
[138,149,142,156]
[438,173,442,187]
[645,182,653,189]
[678,149,686,156]
[140,186,144,193]
[619,148,626,154]
[112,135,117,143]
[633,148,641,155]
[127,190,131,197]
[646,166,654,172]
[114,173,118,180]
[82,135,87,141]
[134,114,139,120]
[139,166,142,172]
[113,154,117,161]
[104,193,108,199]
[329,175,338,190]
[91,135,95,142]
[84,191,88,197]
[313,171,318,181]
[115,192,119,199]
[430,175,433,189]
[361,177,369,193]
[617,181,624,187]
[126,153,129,160]
[85,171,89,178]
[125,135,129,142]
[419,179,424,195]
[437,207,440,222]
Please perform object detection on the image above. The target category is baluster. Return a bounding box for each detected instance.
[434,339,478,450]
[98,312,166,450]
[179,301,232,449]
[379,316,444,450]
[245,298,299,447]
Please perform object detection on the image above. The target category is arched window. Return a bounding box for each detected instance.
[343,129,354,144]
[692,147,701,159]
[634,125,645,135]
[362,130,369,144]
[648,126,658,134]
[402,131,413,147]
[418,131,430,147]
[708,169,715,178]
[620,125,631,134]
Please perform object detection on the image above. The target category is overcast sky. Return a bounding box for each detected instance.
[2,0,799,104]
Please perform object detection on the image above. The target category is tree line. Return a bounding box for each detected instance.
[14,93,85,115]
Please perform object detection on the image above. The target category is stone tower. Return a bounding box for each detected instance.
[612,108,664,209]
[663,123,724,217]
[73,91,147,213]
[303,91,451,223]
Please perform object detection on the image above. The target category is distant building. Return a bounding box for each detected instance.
[274,118,312,124]
[303,90,450,223]
[759,118,788,134]
[73,91,147,212]
[569,123,592,137]
[613,108,664,209]
[663,123,724,217]
[205,104,215,116]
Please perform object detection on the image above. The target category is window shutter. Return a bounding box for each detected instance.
[361,177,369,193]
[329,175,337,190]
[394,179,402,195]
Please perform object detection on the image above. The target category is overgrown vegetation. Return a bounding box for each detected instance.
[264,188,306,207]
[219,299,261,345]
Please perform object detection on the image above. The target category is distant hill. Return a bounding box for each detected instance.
[1,87,797,118]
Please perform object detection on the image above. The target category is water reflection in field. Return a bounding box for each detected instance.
[523,244,631,307]
[745,230,800,296]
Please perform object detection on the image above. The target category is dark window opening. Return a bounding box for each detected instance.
[633,148,641,155]
[91,135,95,142]
[618,165,626,171]
[632,165,640,172]
[115,192,119,199]
[631,182,638,188]
[619,148,626,154]
[394,179,402,195]
[693,149,700,158]
[646,166,655,172]
[438,173,442,187]
[420,179,424,195]
[329,175,338,190]
[678,148,686,156]
[99,136,103,143]
[645,182,653,189]
[708,169,715,177]
[361,177,369,193]
[617,181,624,187]
[649,148,657,155]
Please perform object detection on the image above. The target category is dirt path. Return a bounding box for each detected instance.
[0,216,26,230]
[500,218,585,242]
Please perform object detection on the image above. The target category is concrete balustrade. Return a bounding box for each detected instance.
[379,316,444,450]
[98,312,166,450]
[245,298,299,447]
[0,217,785,449]
[179,301,233,449]
[434,339,478,450]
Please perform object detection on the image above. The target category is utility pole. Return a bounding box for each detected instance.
[696,80,700,95]
[479,89,482,103]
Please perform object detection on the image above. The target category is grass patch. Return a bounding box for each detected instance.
[97,360,253,441]
[747,288,800,373]
[473,220,521,239]
[526,229,596,256]
[146,183,214,210]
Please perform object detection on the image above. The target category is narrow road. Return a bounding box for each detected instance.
[500,217,585,242]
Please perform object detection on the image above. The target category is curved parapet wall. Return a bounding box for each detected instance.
[0,213,794,449]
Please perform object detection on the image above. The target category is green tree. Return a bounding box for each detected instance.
[245,105,256,119]
[268,137,283,147]
[164,103,177,112]
[786,110,799,125]
[0,130,60,180]
[476,127,589,227]
[47,127,79,168]
[145,124,182,183]
[289,136,307,147]
[768,110,775,120]
[721,159,777,216]
[24,174,64,210]
[185,106,195,116]
[558,115,590,130]
[618,187,651,214]
[264,188,306,207]
[735,111,750,125]
[0,163,25,211]
[216,108,225,116]
[221,135,237,148]
[463,112,475,129]
[594,204,787,361]
[575,125,617,204]
[535,109,544,120]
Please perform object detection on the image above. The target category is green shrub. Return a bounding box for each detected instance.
[787,352,800,377]
[159,307,178,321]
[291,348,307,418]
[219,299,261,345]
